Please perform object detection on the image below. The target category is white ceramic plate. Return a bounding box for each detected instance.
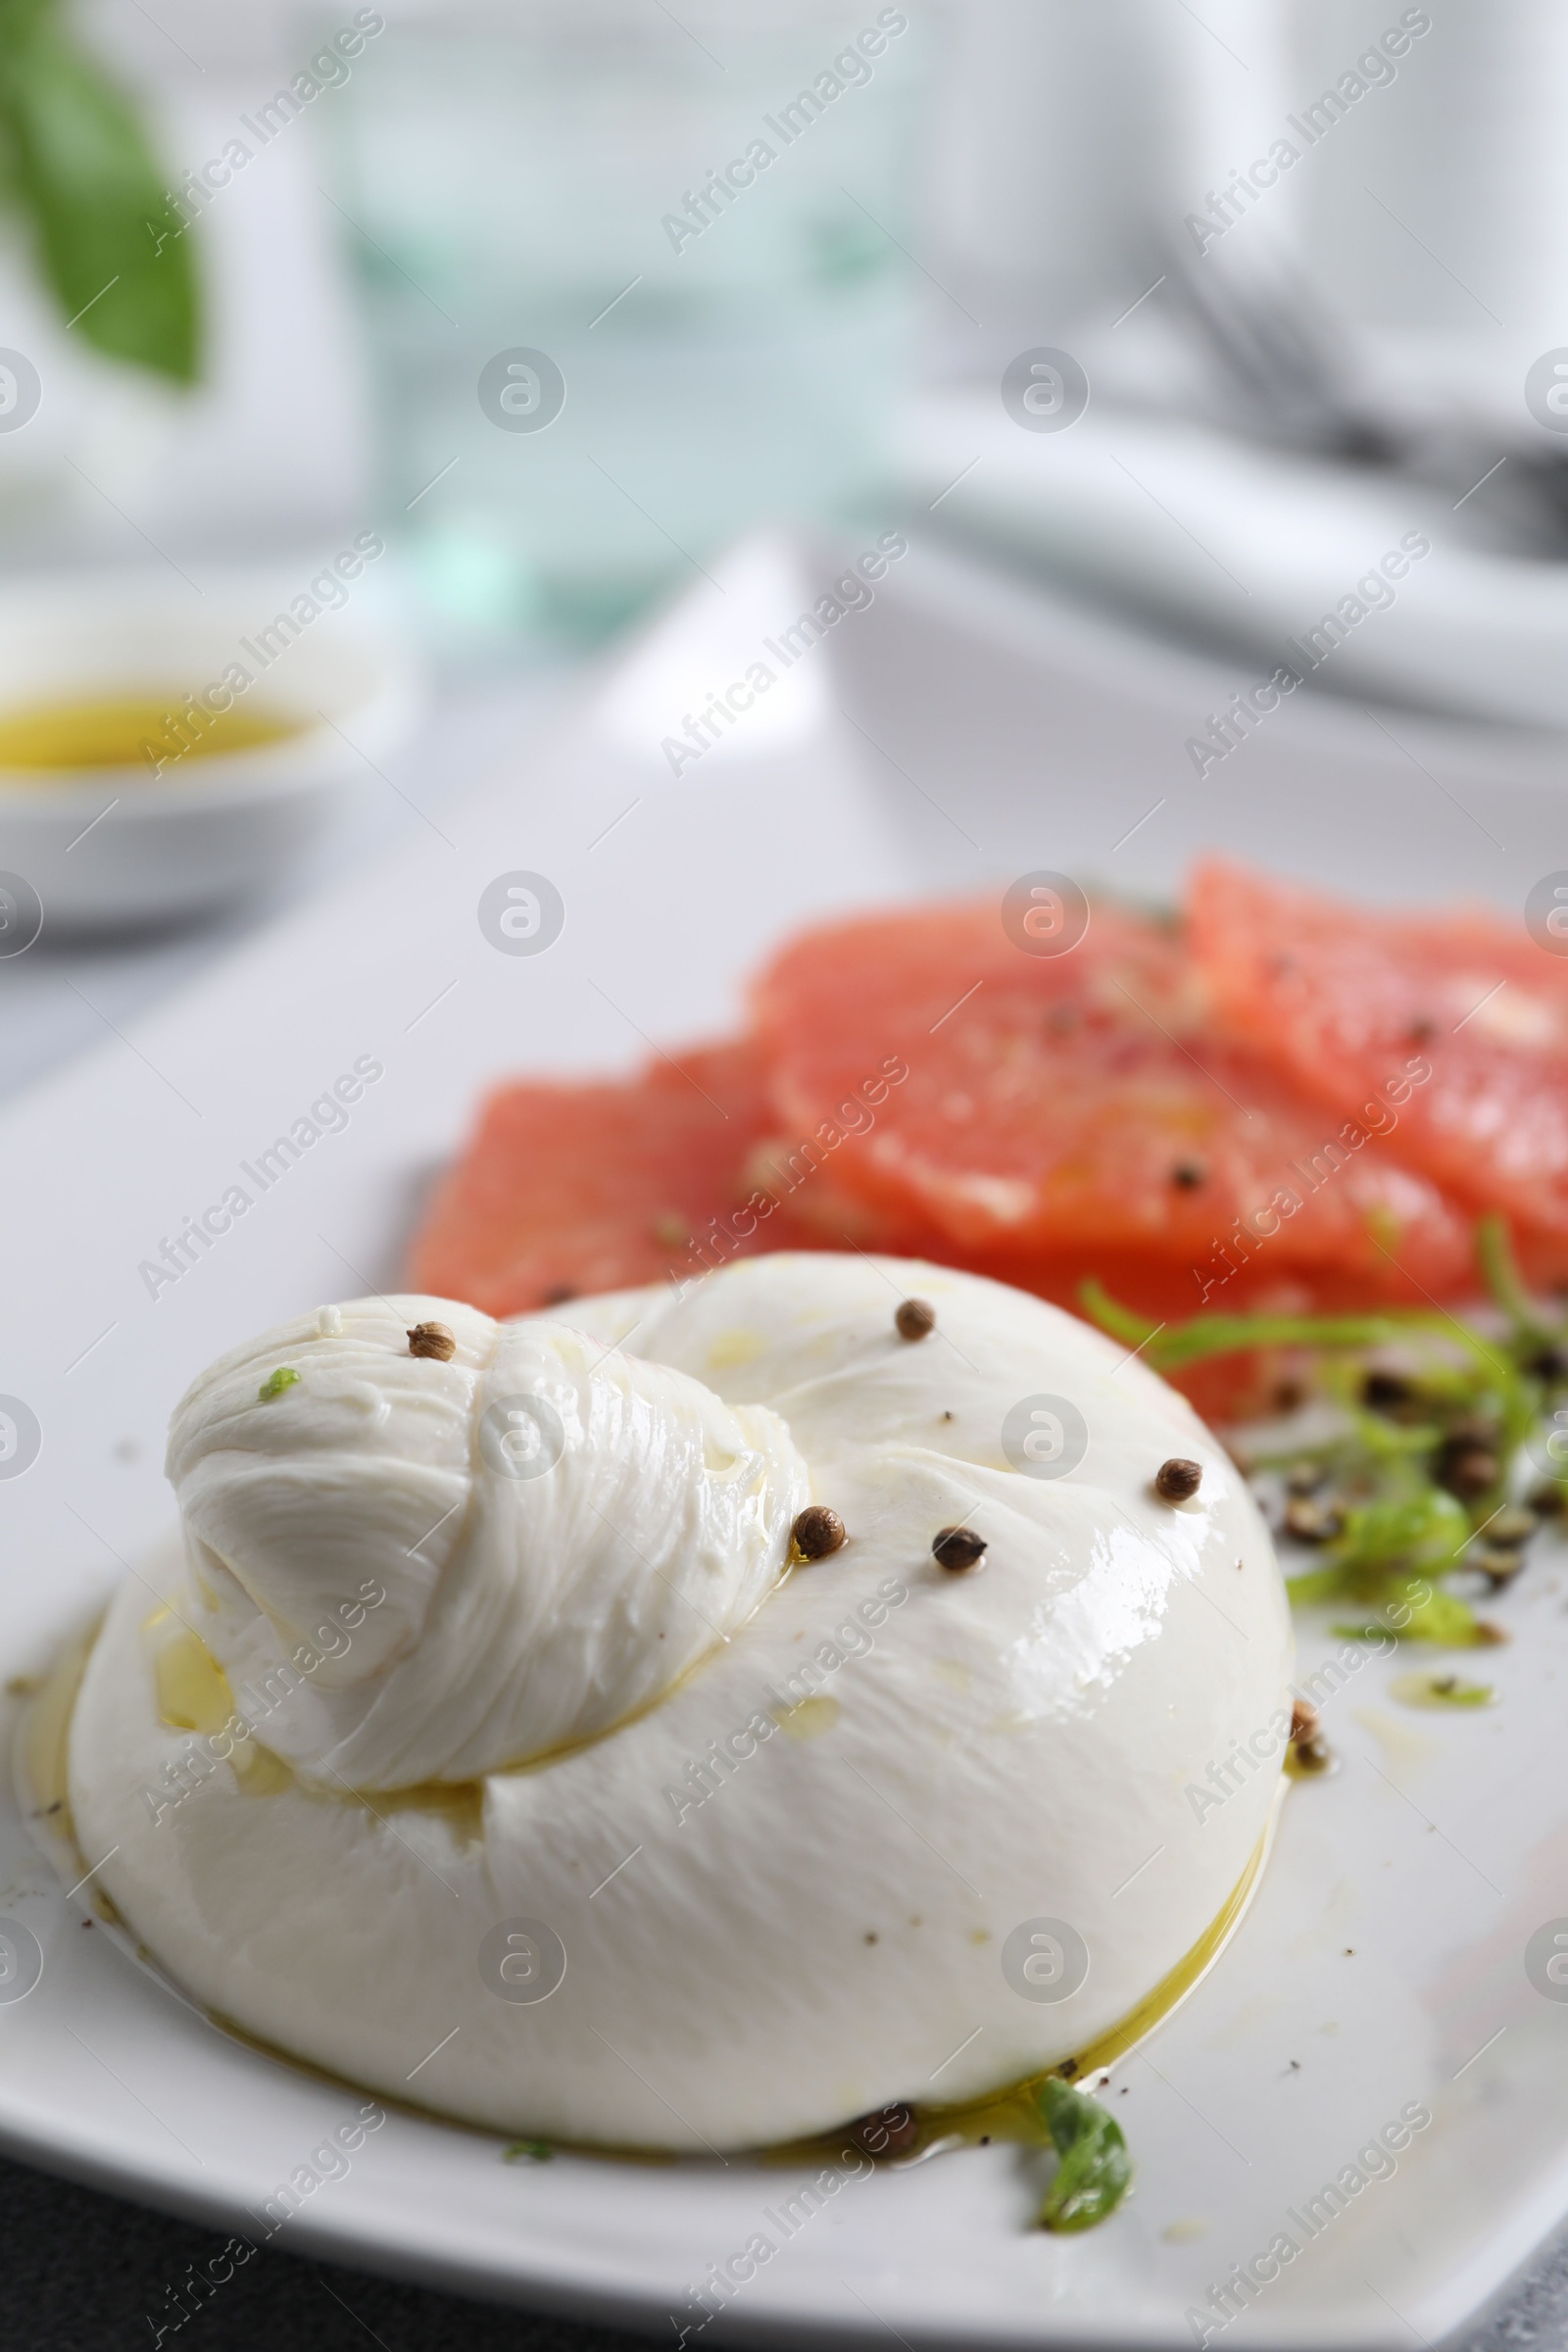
[903,390,1568,734]
[4,539,1567,2349]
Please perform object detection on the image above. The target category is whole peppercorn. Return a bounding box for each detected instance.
[408,1321,458,1361]
[895,1298,936,1342]
[1154,1456,1202,1502]
[1290,1698,1320,1745]
[792,1505,847,1562]
[932,1525,987,1572]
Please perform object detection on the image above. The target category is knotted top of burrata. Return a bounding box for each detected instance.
[168,1298,809,1789]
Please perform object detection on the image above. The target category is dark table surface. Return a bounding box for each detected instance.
[3,2149,652,2352]
[12,2135,1568,2352]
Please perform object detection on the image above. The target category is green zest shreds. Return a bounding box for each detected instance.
[1083,1214,1568,1647]
[257,1367,300,1401]
[503,2140,553,2164]
[1036,2080,1132,2233]
[1390,1671,1496,1709]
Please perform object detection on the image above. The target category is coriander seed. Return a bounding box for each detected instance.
[1436,1440,1498,1501]
[1284,1495,1344,1544]
[933,1525,986,1572]
[1154,1456,1202,1502]
[792,1505,847,1562]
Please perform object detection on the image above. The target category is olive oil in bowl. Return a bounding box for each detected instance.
[0,694,308,778]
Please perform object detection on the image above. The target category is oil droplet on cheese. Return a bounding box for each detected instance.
[145,1615,292,1796]
[775,1694,841,1740]
[378,1779,485,1842]
[151,1620,231,1737]
[708,1329,764,1370]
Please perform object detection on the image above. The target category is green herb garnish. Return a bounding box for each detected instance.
[1391,1670,1495,1709]
[503,2138,553,2163]
[0,0,200,380]
[1082,1215,1567,1647]
[257,1366,300,1401]
[1036,2079,1131,2233]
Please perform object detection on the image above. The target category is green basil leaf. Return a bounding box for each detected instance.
[0,0,57,47]
[0,22,198,381]
[1036,2078,1132,2233]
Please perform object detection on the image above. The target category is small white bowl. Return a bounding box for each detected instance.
[0,567,421,931]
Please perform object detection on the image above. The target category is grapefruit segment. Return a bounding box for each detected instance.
[1189,858,1568,1250]
[752,895,1471,1298]
[410,1041,817,1318]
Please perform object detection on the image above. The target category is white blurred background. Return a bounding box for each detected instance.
[2,0,1567,1089]
[9,0,1565,571]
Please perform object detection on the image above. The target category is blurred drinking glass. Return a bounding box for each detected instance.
[324,0,926,646]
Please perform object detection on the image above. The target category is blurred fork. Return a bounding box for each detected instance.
[1159,236,1568,554]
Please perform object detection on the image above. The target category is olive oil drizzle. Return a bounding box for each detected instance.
[26,1612,1279,2181]
[146,1614,293,1797]
[16,1615,124,1926]
[20,1622,91,1846]
[769,1815,1275,2169]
